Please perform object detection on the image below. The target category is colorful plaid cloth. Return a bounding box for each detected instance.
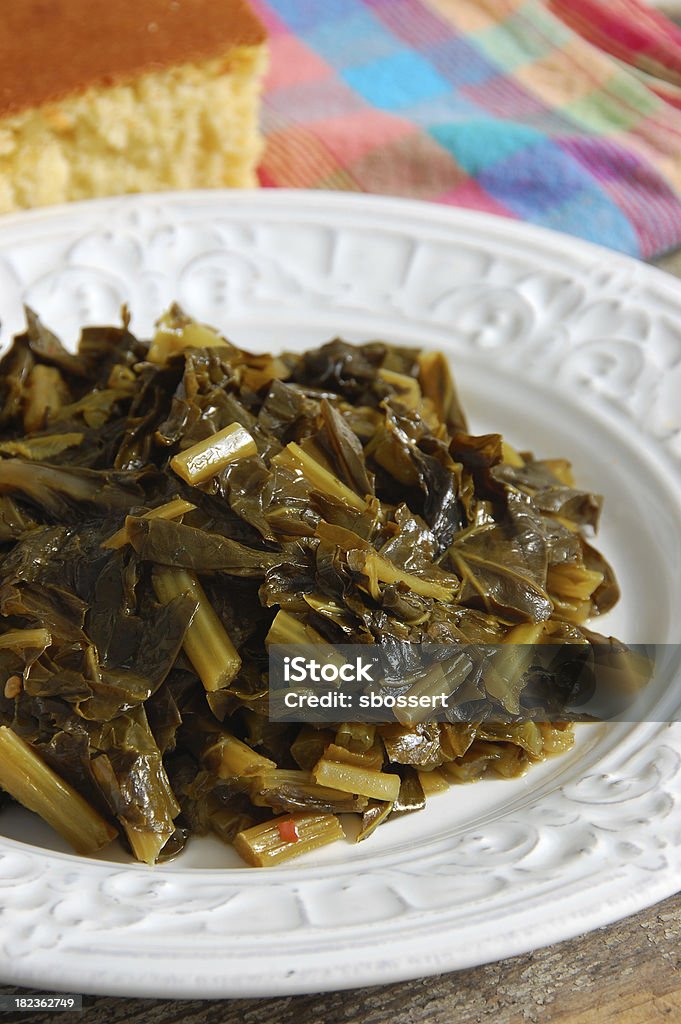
[250,0,681,259]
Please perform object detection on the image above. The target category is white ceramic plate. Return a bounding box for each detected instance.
[0,191,680,998]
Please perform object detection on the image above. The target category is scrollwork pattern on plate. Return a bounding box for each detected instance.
[1,195,679,455]
[0,193,679,996]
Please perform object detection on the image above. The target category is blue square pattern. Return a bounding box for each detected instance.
[538,188,639,256]
[342,50,452,112]
[265,0,352,32]
[478,138,595,216]
[430,119,544,175]
[426,35,499,90]
[304,9,402,70]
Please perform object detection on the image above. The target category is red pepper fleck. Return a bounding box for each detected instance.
[277,819,299,843]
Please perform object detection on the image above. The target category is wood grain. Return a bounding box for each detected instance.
[0,257,679,1023]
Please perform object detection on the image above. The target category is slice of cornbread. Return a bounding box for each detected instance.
[0,0,267,213]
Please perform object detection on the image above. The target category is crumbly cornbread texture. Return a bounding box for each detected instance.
[0,0,267,212]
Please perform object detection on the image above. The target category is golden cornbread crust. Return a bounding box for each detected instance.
[0,0,266,116]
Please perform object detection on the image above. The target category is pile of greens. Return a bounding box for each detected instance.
[0,307,629,866]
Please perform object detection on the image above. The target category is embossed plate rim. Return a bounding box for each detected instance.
[0,191,679,997]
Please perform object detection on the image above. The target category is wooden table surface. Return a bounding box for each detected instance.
[1,254,680,1024]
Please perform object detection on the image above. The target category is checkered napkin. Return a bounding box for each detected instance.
[250,0,681,259]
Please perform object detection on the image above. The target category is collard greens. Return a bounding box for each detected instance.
[0,306,638,866]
